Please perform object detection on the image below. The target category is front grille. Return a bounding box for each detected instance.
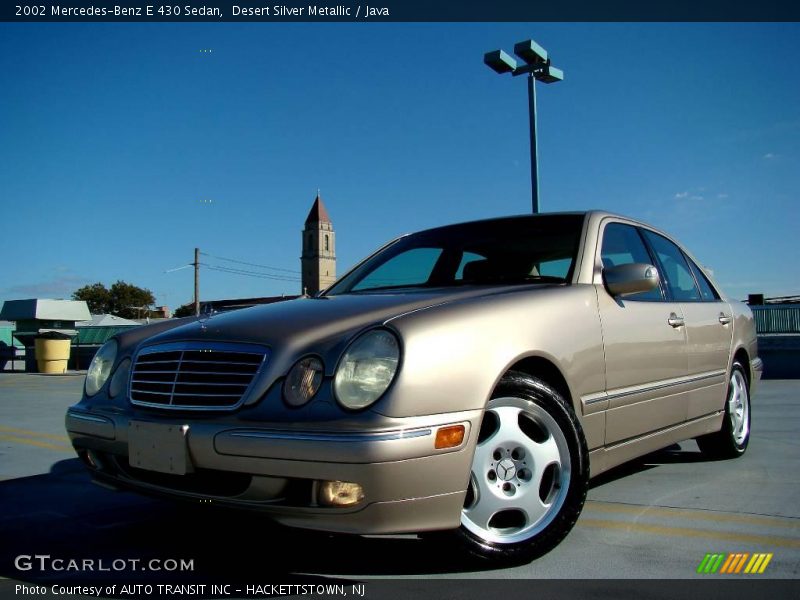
[130,342,268,410]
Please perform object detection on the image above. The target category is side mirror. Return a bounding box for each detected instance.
[603,263,659,297]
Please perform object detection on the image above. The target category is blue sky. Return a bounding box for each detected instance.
[1,23,798,308]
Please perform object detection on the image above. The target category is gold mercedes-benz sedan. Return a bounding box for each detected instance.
[66,211,760,563]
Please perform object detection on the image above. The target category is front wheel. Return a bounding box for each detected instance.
[696,361,751,459]
[454,371,589,563]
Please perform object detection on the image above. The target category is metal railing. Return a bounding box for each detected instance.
[751,305,800,335]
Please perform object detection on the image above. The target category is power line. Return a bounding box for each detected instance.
[199,252,301,274]
[205,265,300,282]
[203,263,301,282]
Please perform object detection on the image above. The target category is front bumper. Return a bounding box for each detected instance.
[66,408,481,535]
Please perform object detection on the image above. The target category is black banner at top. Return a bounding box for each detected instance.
[2,0,799,23]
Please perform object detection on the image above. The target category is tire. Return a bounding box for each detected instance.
[696,361,751,459]
[453,371,589,563]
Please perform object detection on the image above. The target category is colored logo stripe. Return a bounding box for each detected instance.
[720,553,748,573]
[697,553,773,574]
[745,553,773,574]
[697,553,725,574]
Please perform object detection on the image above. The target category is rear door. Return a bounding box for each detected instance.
[640,230,732,420]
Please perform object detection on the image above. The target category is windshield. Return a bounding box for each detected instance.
[325,214,585,295]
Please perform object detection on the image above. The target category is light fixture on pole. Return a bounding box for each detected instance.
[484,39,564,214]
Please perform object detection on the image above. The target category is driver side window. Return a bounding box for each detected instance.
[600,223,663,301]
[641,230,702,302]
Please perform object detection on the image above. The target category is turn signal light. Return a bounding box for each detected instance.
[435,425,465,449]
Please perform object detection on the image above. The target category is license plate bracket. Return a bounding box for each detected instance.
[128,421,193,475]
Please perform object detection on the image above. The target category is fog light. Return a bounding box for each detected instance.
[83,449,103,470]
[435,424,465,449]
[318,481,364,507]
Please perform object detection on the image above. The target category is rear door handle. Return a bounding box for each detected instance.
[719,314,732,325]
[668,313,685,328]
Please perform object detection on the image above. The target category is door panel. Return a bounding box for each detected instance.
[597,291,689,443]
[596,221,690,445]
[681,301,732,420]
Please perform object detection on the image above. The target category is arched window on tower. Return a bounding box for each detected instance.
[324,235,329,252]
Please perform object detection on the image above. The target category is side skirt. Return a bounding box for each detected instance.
[588,412,724,478]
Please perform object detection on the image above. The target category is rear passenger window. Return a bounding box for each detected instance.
[686,258,719,301]
[600,223,663,301]
[641,230,701,301]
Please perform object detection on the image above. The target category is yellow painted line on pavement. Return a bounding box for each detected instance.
[0,434,72,452]
[585,500,800,529]
[580,517,800,548]
[0,425,70,443]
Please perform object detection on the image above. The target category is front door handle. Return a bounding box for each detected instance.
[668,313,685,328]
[719,314,732,325]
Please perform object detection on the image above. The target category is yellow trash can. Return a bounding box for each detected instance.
[35,337,71,374]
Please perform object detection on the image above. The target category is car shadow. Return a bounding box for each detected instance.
[589,442,717,489]
[0,460,494,584]
[3,442,729,583]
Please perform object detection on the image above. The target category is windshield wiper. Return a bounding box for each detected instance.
[464,275,566,285]
[519,275,566,283]
[346,284,432,293]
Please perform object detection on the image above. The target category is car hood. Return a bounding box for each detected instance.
[119,284,562,417]
[140,285,547,356]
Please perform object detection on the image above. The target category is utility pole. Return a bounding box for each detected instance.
[194,247,200,317]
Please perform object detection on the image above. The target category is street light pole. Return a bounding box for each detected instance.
[194,247,200,317]
[526,73,540,214]
[484,39,563,214]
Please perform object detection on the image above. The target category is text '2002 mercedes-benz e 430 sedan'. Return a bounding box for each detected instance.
[66,211,760,563]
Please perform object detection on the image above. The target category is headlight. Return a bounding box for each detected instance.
[334,329,400,410]
[85,340,118,397]
[284,356,324,407]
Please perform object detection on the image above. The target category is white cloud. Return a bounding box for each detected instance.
[717,193,729,199]
[674,191,689,199]
[763,153,776,159]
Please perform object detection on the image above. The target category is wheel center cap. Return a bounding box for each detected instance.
[497,458,517,481]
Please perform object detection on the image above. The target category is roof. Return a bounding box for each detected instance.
[77,314,141,327]
[304,194,331,225]
[77,326,138,345]
[0,299,91,322]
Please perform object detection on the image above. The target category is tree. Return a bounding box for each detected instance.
[72,282,111,314]
[172,303,195,318]
[73,280,155,319]
[109,281,156,319]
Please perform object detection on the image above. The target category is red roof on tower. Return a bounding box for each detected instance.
[305,194,331,225]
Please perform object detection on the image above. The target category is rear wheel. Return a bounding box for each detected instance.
[454,371,589,563]
[696,361,751,459]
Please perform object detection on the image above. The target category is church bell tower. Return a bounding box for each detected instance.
[301,193,336,296]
